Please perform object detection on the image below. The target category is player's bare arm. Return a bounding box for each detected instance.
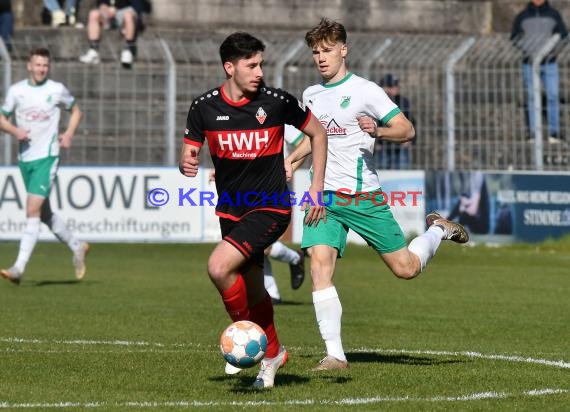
[285,136,311,179]
[0,114,29,142]
[357,112,415,143]
[179,142,200,178]
[59,104,82,149]
[299,114,328,226]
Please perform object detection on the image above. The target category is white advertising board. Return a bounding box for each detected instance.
[0,167,220,242]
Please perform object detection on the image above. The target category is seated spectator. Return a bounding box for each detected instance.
[0,0,13,52]
[79,0,148,69]
[44,0,80,27]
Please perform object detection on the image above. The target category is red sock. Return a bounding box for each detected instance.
[220,275,250,321]
[250,294,280,358]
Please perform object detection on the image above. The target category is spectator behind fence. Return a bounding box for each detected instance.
[374,73,415,169]
[511,0,568,143]
[79,0,150,69]
[44,0,81,27]
[0,0,12,52]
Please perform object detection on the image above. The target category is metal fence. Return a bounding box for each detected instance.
[1,28,569,171]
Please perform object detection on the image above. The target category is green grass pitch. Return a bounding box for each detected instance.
[0,238,569,411]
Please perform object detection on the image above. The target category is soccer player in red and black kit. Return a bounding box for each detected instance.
[179,32,327,389]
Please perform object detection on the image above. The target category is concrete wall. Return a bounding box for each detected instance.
[148,0,570,34]
[11,0,570,35]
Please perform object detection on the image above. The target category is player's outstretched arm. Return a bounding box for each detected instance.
[179,142,200,178]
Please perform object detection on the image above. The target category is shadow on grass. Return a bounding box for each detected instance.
[346,352,464,366]
[32,279,90,287]
[211,373,313,392]
[272,300,311,307]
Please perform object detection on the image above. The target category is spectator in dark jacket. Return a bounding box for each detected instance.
[375,73,416,169]
[511,0,568,142]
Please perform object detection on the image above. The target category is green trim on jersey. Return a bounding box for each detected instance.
[355,157,364,192]
[1,109,11,117]
[48,133,57,157]
[323,72,353,88]
[27,78,48,87]
[291,131,303,146]
[381,107,401,125]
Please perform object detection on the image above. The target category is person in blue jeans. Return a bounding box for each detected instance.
[44,0,80,27]
[511,0,568,142]
[0,0,13,51]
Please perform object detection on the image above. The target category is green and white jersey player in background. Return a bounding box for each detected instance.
[285,18,469,371]
[0,47,89,285]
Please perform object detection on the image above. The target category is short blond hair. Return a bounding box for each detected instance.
[305,18,347,48]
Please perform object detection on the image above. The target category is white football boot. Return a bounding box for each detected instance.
[73,242,90,280]
[252,345,288,388]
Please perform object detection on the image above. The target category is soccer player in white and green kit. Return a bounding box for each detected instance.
[0,47,89,285]
[286,18,469,371]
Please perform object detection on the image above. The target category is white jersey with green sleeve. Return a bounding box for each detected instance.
[303,72,400,193]
[1,79,76,162]
[284,124,304,158]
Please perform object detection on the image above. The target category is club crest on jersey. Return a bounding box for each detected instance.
[340,96,351,108]
[256,107,267,124]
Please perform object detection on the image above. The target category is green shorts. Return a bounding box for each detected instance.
[301,189,407,257]
[18,156,59,197]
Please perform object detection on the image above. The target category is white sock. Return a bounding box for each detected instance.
[269,241,300,264]
[263,256,280,300]
[313,286,346,361]
[48,214,81,253]
[408,226,444,271]
[14,217,41,273]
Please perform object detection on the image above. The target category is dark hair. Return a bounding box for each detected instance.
[305,18,347,48]
[29,47,51,60]
[379,73,399,87]
[219,32,265,65]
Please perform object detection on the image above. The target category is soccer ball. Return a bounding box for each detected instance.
[220,320,267,368]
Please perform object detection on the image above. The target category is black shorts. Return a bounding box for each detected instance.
[220,210,291,265]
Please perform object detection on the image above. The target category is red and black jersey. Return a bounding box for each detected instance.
[184,85,311,220]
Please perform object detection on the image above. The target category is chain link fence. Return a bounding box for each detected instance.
[1,29,569,170]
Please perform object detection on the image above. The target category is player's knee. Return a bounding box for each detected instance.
[207,259,228,282]
[390,264,418,280]
[89,9,100,21]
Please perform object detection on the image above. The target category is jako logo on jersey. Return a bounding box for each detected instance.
[256,107,267,124]
[217,130,269,151]
[325,119,347,136]
[340,96,351,108]
[216,115,229,120]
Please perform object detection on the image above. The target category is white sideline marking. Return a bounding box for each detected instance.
[0,389,567,409]
[356,348,570,370]
[2,337,569,369]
